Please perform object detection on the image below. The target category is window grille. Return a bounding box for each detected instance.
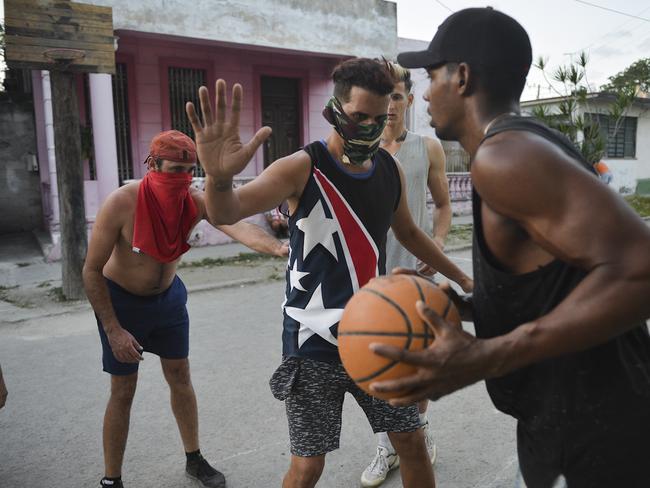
[168,66,206,176]
[112,62,134,183]
[588,113,637,159]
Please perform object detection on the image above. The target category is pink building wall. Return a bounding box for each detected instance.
[115,32,341,179]
[31,33,344,257]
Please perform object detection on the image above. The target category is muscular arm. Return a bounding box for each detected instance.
[82,194,125,335]
[425,137,451,248]
[82,193,143,363]
[391,161,472,291]
[475,132,650,377]
[204,151,310,225]
[371,132,650,404]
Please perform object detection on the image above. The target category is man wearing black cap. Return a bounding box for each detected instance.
[369,7,650,488]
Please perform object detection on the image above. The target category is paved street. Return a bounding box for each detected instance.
[0,249,519,487]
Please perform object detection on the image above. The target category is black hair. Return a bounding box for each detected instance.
[332,58,394,102]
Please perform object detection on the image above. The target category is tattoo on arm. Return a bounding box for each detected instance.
[212,179,234,192]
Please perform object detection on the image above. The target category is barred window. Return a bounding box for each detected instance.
[112,62,134,183]
[589,114,637,159]
[168,66,205,177]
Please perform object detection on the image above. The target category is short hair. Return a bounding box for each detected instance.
[331,58,394,102]
[445,62,526,104]
[384,60,413,93]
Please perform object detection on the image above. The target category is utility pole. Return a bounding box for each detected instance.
[50,70,87,299]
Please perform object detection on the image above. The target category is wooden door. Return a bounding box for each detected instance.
[261,76,301,168]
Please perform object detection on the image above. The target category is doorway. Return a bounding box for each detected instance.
[261,76,301,168]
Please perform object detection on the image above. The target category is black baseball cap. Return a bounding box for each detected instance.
[397,7,532,77]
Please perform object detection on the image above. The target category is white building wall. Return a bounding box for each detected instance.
[521,98,650,194]
[78,0,397,59]
[633,111,650,183]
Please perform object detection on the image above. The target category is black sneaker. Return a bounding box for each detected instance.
[186,454,226,488]
[100,479,124,488]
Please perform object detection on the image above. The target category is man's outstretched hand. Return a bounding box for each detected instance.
[369,301,495,406]
[186,80,272,181]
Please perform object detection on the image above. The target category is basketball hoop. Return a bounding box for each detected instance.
[43,48,86,67]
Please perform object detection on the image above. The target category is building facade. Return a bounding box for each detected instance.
[26,0,399,259]
[521,93,650,194]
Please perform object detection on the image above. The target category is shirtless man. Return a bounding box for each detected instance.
[83,130,287,488]
[184,58,472,488]
[361,61,451,487]
[371,8,650,487]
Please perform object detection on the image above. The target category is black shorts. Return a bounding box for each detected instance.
[96,276,189,375]
[517,407,650,488]
[269,356,421,457]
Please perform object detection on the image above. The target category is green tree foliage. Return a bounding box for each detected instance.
[532,52,634,164]
[602,58,650,95]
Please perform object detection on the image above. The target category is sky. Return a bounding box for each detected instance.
[2,1,649,101]
[392,0,650,100]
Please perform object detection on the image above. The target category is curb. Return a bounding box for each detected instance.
[186,277,277,294]
[446,243,472,253]
[2,277,276,324]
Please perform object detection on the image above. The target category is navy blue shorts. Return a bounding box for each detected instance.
[96,276,189,375]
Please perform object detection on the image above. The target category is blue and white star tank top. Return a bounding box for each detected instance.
[282,140,401,363]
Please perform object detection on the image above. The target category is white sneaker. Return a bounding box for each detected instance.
[423,421,437,466]
[360,446,400,487]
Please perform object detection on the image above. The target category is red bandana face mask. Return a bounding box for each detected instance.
[132,171,198,263]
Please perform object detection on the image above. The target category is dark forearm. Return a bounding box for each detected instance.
[82,268,121,334]
[489,262,650,378]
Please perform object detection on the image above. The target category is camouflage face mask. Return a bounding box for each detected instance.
[322,96,388,166]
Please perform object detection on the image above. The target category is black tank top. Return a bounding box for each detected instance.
[472,115,650,428]
[282,141,401,362]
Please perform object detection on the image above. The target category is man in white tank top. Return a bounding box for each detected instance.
[360,62,451,487]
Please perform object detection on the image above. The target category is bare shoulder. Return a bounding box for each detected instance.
[422,135,445,169]
[422,135,443,152]
[260,149,313,195]
[276,149,312,172]
[472,130,601,220]
[100,182,137,218]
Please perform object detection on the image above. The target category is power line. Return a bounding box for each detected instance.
[573,0,650,22]
[434,0,453,13]
[566,5,650,55]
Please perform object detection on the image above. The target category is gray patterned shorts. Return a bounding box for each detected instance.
[269,356,421,457]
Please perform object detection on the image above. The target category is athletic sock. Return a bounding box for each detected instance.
[100,477,122,486]
[377,432,395,453]
[186,449,202,463]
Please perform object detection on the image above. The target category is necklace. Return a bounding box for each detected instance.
[483,112,518,136]
[381,129,408,144]
[396,130,408,143]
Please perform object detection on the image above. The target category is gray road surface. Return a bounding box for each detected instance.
[0,250,519,488]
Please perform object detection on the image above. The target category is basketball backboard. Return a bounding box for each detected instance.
[4,0,115,74]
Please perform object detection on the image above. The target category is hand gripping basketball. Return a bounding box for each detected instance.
[368,301,489,406]
[185,79,272,181]
[338,275,461,400]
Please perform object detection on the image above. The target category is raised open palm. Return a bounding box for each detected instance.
[185,79,272,180]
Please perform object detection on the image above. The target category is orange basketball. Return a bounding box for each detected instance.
[338,274,461,400]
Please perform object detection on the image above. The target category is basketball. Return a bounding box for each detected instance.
[338,274,461,400]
